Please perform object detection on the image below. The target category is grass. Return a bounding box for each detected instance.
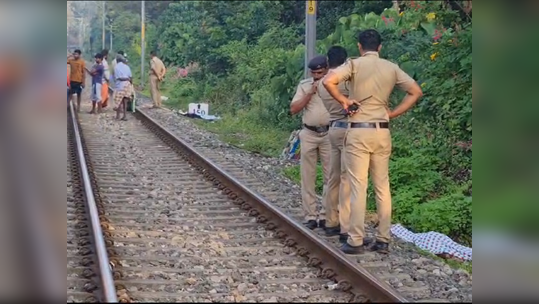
[161,97,290,157]
[139,76,289,158]
[193,116,290,157]
[139,87,287,157]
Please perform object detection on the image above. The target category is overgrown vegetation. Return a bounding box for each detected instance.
[82,1,472,247]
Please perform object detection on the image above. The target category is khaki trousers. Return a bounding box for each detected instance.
[325,127,351,233]
[150,75,162,107]
[344,127,392,246]
[299,128,331,221]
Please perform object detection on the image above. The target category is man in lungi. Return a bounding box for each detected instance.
[112,55,134,121]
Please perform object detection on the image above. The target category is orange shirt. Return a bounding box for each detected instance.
[67,58,85,83]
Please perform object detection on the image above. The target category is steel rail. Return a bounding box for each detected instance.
[133,107,409,303]
[69,102,118,302]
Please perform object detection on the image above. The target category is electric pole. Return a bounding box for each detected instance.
[141,1,146,89]
[304,0,317,78]
[79,18,84,51]
[82,21,87,53]
[110,22,113,51]
[102,1,106,50]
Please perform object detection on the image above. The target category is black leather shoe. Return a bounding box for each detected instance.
[363,237,375,246]
[340,243,365,255]
[318,219,326,229]
[325,226,340,236]
[339,233,349,244]
[369,241,390,254]
[304,220,318,230]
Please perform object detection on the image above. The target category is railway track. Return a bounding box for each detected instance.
[67,94,409,302]
[67,115,96,302]
[67,106,118,302]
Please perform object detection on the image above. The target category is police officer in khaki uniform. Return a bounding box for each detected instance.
[323,29,423,254]
[290,55,331,230]
[149,50,166,108]
[318,46,351,243]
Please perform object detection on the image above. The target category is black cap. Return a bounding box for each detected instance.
[308,55,328,70]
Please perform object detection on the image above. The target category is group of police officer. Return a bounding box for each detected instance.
[290,29,423,255]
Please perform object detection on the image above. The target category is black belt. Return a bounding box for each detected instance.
[330,121,348,128]
[303,124,329,133]
[330,121,389,129]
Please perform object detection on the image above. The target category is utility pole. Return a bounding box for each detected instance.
[82,21,87,53]
[110,22,113,51]
[102,1,106,50]
[304,0,317,78]
[140,1,146,89]
[79,18,84,51]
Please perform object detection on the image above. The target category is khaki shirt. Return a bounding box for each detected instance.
[150,57,166,79]
[330,52,416,123]
[291,77,330,127]
[318,70,350,122]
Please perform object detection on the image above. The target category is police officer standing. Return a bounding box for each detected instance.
[149,50,166,108]
[290,55,332,230]
[323,29,423,254]
[317,46,351,243]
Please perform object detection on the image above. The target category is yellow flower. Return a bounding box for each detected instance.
[433,42,439,45]
[430,52,438,61]
[399,12,404,16]
[426,12,436,21]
